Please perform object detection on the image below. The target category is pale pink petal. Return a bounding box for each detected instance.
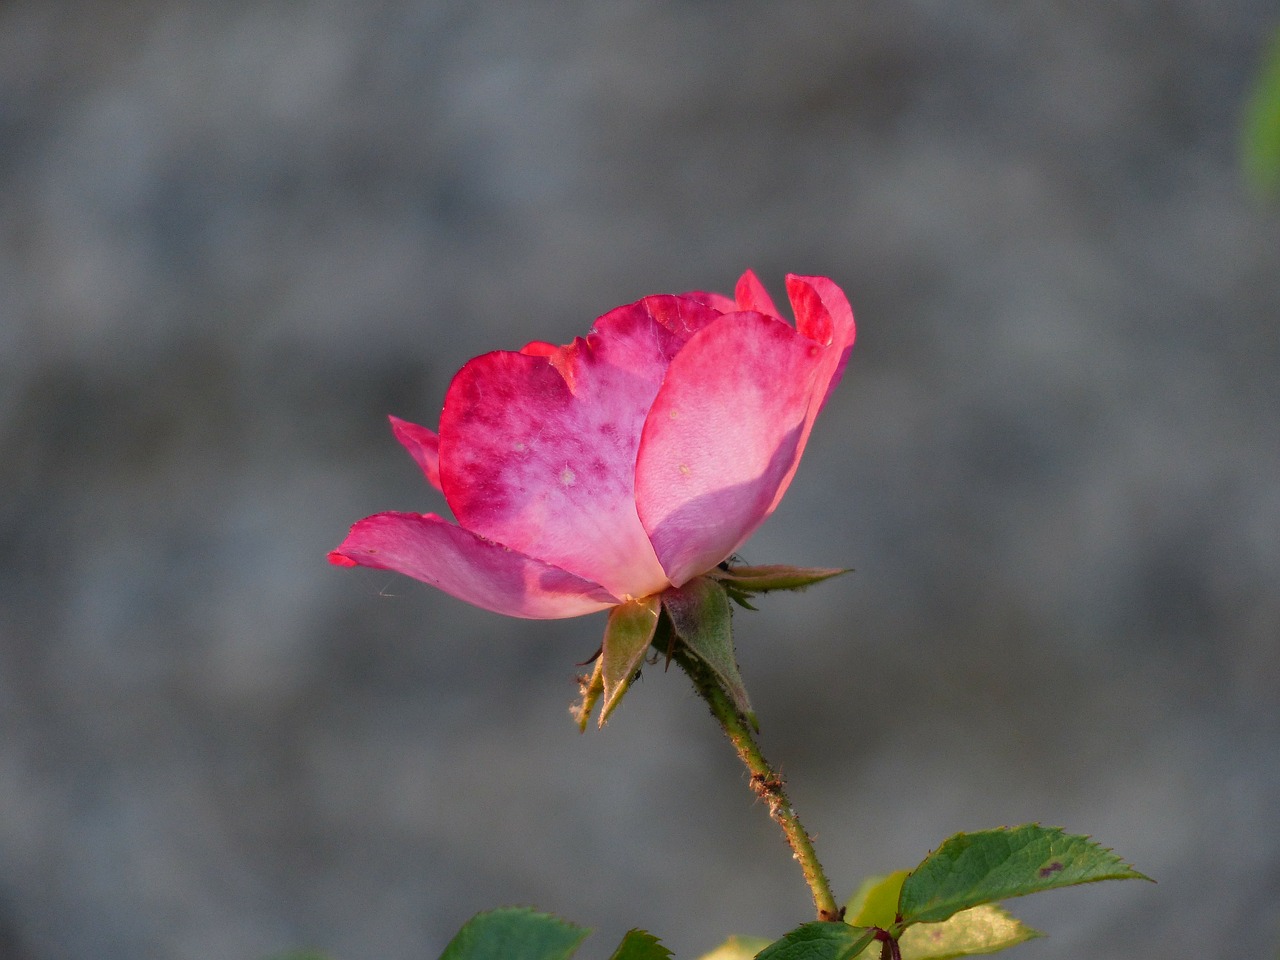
[733,269,782,317]
[389,415,443,492]
[635,311,825,586]
[328,512,618,619]
[439,295,722,600]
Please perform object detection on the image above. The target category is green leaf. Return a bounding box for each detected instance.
[1243,26,1280,195]
[662,576,753,719]
[898,825,1150,926]
[845,870,909,929]
[897,904,1040,960]
[599,596,661,725]
[437,907,589,960]
[694,935,773,960]
[710,564,848,594]
[755,922,876,960]
[607,929,672,960]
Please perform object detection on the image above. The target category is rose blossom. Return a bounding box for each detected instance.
[328,270,854,620]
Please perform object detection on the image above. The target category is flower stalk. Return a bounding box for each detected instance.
[670,644,842,922]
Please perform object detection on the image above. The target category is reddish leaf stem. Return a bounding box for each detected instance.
[876,928,902,960]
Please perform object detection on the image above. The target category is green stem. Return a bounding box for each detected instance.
[672,646,842,922]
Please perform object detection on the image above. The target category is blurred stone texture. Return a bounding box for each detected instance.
[1,2,1278,958]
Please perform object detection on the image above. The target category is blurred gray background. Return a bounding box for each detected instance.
[2,2,1278,958]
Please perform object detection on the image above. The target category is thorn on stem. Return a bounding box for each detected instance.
[748,771,785,797]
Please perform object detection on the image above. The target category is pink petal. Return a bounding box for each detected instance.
[733,269,782,317]
[520,341,558,356]
[389,415,443,492]
[772,274,857,510]
[679,289,738,313]
[439,295,723,600]
[635,311,823,585]
[635,276,854,587]
[787,274,856,380]
[328,512,619,619]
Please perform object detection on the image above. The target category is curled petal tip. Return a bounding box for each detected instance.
[327,550,359,567]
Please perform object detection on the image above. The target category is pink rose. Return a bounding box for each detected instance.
[329,271,854,621]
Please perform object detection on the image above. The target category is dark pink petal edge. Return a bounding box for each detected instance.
[786,273,856,395]
[734,268,782,317]
[764,273,856,512]
[678,289,738,313]
[328,512,619,619]
[389,415,443,492]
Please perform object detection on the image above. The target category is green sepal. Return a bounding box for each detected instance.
[437,907,590,960]
[693,935,772,960]
[599,596,661,726]
[710,564,848,595]
[570,658,604,733]
[896,904,1041,959]
[607,929,672,960]
[661,576,754,722]
[845,870,909,929]
[755,922,876,960]
[898,825,1151,926]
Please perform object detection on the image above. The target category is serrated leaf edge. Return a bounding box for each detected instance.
[438,906,591,960]
[607,927,673,960]
[897,824,1152,927]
